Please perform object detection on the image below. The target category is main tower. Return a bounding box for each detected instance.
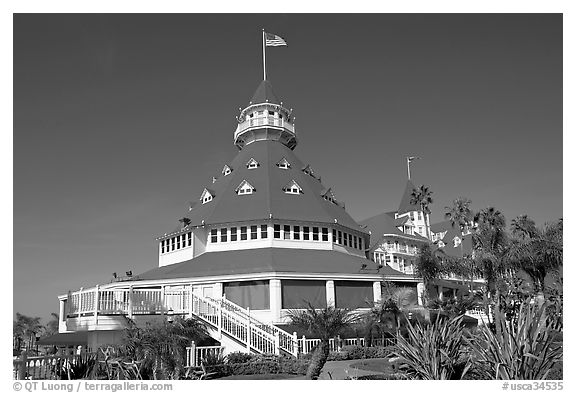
[234,80,297,150]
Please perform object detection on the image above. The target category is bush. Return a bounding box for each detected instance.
[355,374,408,380]
[226,352,254,364]
[206,356,310,377]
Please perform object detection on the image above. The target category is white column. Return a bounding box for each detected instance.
[269,279,282,323]
[214,283,224,298]
[373,281,382,303]
[417,283,425,306]
[59,299,66,322]
[326,280,335,307]
[268,224,274,240]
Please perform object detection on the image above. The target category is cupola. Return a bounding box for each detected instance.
[234,80,297,150]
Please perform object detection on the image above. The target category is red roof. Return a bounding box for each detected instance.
[250,80,280,105]
[132,248,409,281]
[397,180,419,214]
[359,211,428,249]
[173,140,366,234]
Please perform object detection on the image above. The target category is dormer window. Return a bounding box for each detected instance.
[236,180,255,195]
[321,187,340,205]
[222,164,233,176]
[302,164,316,178]
[247,158,259,169]
[453,236,462,247]
[200,188,215,204]
[283,180,303,194]
[438,240,445,248]
[277,157,291,169]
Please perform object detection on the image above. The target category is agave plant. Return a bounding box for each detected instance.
[389,315,471,380]
[465,301,563,380]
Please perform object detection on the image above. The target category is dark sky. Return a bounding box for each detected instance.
[14,14,562,321]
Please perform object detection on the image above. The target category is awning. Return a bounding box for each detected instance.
[37,332,88,346]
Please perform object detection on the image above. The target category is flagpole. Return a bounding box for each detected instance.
[407,157,411,180]
[262,29,266,81]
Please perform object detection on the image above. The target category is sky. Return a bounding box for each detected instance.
[13,14,562,321]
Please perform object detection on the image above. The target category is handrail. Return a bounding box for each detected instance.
[65,286,298,357]
[219,296,298,356]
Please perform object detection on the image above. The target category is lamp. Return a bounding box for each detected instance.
[167,308,174,324]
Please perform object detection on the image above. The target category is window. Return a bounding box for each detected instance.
[201,188,214,204]
[359,238,363,250]
[187,232,192,247]
[247,158,259,169]
[161,240,165,253]
[210,229,217,243]
[240,226,247,240]
[385,254,391,264]
[222,165,233,176]
[221,228,228,242]
[260,224,268,239]
[303,226,310,240]
[170,237,175,251]
[251,225,258,240]
[410,212,414,220]
[236,180,255,195]
[274,224,281,239]
[283,180,302,194]
[182,234,186,247]
[322,228,328,241]
[353,236,358,249]
[268,110,275,116]
[277,158,291,169]
[418,211,423,220]
[338,231,342,244]
[343,233,348,246]
[284,225,291,240]
[312,227,319,241]
[294,225,300,240]
[333,229,336,242]
[231,227,238,241]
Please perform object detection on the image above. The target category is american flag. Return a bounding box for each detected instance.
[265,32,287,47]
[408,156,420,163]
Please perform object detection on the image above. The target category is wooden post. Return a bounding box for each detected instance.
[292,332,298,357]
[189,341,196,367]
[188,285,193,319]
[302,335,307,354]
[274,332,280,355]
[160,285,165,315]
[17,350,28,380]
[128,286,134,318]
[246,307,251,351]
[94,285,100,326]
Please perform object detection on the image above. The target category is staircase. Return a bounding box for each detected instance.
[190,293,298,357]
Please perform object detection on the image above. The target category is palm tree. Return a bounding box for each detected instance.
[472,207,509,331]
[506,217,562,306]
[286,304,359,380]
[122,316,209,379]
[444,197,473,232]
[13,313,44,353]
[410,185,434,240]
[414,243,446,307]
[45,313,60,336]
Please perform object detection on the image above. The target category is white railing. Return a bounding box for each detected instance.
[297,336,396,355]
[235,116,295,139]
[185,343,225,367]
[218,297,298,356]
[191,293,279,356]
[65,286,296,357]
[13,352,95,380]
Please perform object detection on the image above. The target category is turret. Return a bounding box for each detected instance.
[234,80,297,150]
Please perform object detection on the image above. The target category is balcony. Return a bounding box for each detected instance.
[384,245,417,255]
[234,115,295,140]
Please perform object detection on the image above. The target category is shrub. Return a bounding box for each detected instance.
[207,356,310,377]
[388,315,472,380]
[465,302,563,380]
[327,351,349,361]
[225,351,254,364]
[341,345,365,360]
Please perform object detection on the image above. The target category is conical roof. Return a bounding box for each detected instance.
[177,140,366,233]
[250,80,280,105]
[397,180,419,214]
